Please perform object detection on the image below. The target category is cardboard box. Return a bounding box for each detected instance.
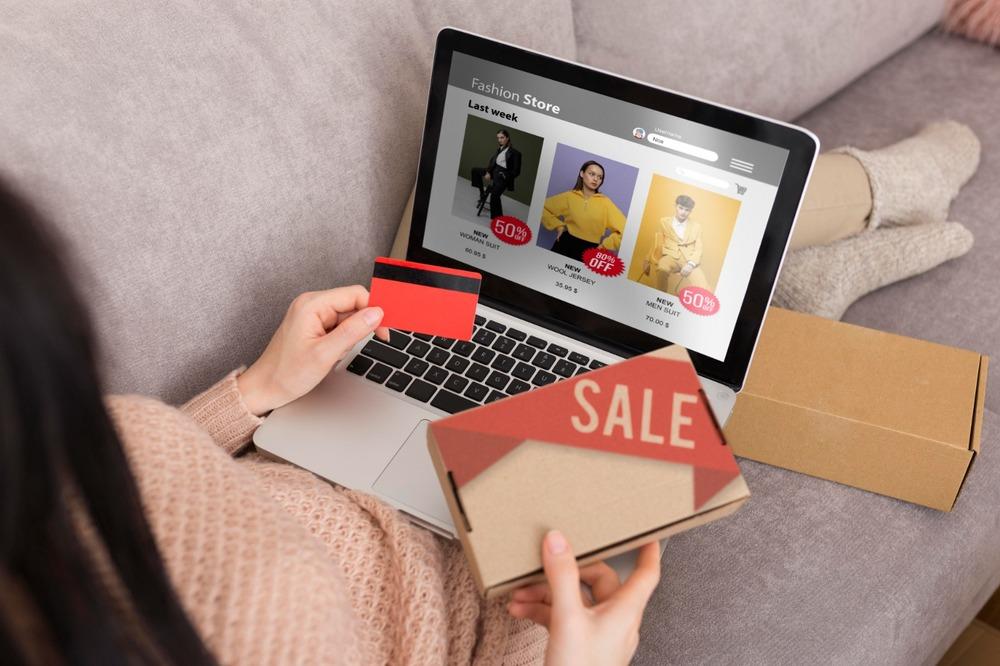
[427,345,750,598]
[725,307,989,511]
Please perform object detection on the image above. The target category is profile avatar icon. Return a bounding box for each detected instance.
[632,127,646,140]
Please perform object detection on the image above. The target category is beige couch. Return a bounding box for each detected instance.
[0,0,943,403]
[13,2,1000,664]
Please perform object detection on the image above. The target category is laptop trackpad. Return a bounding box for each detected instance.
[372,420,455,529]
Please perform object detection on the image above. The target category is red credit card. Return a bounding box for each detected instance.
[368,257,482,340]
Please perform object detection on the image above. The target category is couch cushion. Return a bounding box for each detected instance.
[635,407,1000,665]
[572,0,946,120]
[633,32,1000,665]
[794,32,1000,415]
[0,2,576,402]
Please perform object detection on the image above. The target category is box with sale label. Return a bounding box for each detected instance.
[427,345,750,598]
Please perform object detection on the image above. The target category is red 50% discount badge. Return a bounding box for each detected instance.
[490,216,532,246]
[678,286,720,316]
[581,247,625,277]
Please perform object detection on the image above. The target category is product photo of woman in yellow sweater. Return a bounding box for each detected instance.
[541,160,628,261]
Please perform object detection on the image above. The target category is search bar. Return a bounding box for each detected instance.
[676,167,729,190]
[647,133,718,162]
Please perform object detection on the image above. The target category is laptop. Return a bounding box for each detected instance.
[254,28,818,541]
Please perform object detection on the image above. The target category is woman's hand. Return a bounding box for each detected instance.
[556,226,566,240]
[508,531,660,666]
[237,286,390,416]
[642,259,650,275]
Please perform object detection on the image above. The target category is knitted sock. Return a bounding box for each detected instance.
[773,222,974,320]
[834,121,980,229]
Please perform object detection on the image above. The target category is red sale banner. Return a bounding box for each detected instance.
[431,353,740,510]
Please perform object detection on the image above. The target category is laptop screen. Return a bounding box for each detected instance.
[418,50,791,364]
[410,31,817,390]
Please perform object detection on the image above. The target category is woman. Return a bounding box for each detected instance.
[542,161,627,261]
[472,128,523,220]
[0,180,659,665]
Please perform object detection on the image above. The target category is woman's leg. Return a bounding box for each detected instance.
[788,153,872,251]
[550,231,574,258]
[789,121,980,251]
[488,171,506,218]
[551,232,597,261]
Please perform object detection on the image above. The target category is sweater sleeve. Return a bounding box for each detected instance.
[598,199,627,251]
[106,394,361,665]
[541,192,570,232]
[181,369,262,456]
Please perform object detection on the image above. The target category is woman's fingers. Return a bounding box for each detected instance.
[512,561,619,608]
[313,287,390,342]
[317,307,385,366]
[607,542,660,621]
[298,287,390,344]
[507,601,552,627]
[579,561,621,603]
[295,286,371,330]
[518,552,620,600]
[238,287,388,415]
[541,530,583,615]
[510,583,550,604]
[332,311,389,342]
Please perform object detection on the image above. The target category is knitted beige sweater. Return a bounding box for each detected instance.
[106,371,547,665]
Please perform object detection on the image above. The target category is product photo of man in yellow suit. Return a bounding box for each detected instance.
[642,194,710,295]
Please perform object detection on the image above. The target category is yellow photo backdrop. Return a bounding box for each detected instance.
[627,174,741,292]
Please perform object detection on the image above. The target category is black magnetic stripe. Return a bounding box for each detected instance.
[373,262,481,294]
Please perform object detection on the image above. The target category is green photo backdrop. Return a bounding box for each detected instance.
[456,114,544,206]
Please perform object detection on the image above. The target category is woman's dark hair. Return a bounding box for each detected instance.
[573,160,605,192]
[0,181,213,664]
[495,128,512,149]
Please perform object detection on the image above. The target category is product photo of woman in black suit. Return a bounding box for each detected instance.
[471,128,522,219]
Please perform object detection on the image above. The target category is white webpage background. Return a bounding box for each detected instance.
[423,86,780,361]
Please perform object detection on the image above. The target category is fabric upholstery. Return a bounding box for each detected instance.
[0,1,576,403]
[572,0,947,120]
[634,411,1000,666]
[796,33,1000,414]
[4,3,999,663]
[633,33,1000,665]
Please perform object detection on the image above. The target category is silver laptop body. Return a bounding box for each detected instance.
[255,303,737,538]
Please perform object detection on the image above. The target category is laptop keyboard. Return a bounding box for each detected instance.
[345,314,608,414]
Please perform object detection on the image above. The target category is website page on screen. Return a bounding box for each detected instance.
[421,51,790,362]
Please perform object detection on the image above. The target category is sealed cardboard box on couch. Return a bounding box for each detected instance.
[725,307,989,511]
